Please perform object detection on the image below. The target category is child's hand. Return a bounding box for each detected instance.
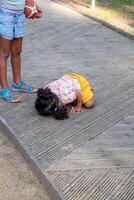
[71,90,83,113]
[71,106,83,113]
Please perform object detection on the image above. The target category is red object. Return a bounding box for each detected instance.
[24,0,42,19]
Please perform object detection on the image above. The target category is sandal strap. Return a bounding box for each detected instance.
[0,87,19,102]
[12,81,35,92]
[22,81,33,92]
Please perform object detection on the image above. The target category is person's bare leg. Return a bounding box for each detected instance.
[0,37,11,89]
[11,37,37,93]
[11,37,23,84]
[84,97,96,108]
[0,37,21,102]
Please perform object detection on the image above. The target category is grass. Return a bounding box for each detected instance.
[77,0,134,18]
[97,0,134,6]
[98,0,134,6]
[96,0,134,18]
[94,0,134,35]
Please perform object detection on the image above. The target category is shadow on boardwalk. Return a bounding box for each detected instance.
[0,0,134,199]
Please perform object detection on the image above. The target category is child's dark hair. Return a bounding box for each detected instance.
[35,87,69,120]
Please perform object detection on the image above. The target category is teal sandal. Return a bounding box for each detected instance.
[12,81,37,93]
[0,88,21,103]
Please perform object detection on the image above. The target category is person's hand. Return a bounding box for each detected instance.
[30,11,42,19]
[71,106,83,113]
[34,10,42,18]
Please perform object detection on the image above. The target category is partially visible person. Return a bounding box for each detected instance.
[35,72,95,120]
[0,0,37,103]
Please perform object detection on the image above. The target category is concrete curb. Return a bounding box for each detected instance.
[52,0,134,40]
[0,117,65,200]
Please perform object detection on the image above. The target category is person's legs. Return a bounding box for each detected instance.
[10,12,37,93]
[11,37,23,84]
[0,9,22,102]
[11,37,37,93]
[0,37,21,102]
[0,37,11,89]
[84,97,96,109]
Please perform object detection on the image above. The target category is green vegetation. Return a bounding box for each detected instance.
[93,0,134,34]
[97,0,134,17]
[73,0,134,18]
[98,0,134,6]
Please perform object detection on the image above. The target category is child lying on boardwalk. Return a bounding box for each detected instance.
[35,72,95,120]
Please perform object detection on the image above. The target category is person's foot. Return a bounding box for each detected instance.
[0,88,21,103]
[11,81,37,93]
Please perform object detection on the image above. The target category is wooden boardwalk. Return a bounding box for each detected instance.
[0,0,134,199]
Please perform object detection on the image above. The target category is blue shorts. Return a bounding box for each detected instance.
[0,8,25,40]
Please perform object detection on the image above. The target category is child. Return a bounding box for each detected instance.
[0,0,36,103]
[35,72,95,120]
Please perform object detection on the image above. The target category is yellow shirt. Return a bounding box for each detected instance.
[65,72,94,104]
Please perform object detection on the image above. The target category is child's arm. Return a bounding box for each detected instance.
[71,90,83,113]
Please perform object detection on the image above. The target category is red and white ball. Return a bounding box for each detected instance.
[24,0,42,19]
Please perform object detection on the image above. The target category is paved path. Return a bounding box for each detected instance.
[0,0,134,199]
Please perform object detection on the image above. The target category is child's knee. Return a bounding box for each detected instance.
[84,97,95,108]
[11,47,22,56]
[0,48,10,59]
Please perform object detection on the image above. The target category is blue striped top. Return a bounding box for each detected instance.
[0,0,25,11]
